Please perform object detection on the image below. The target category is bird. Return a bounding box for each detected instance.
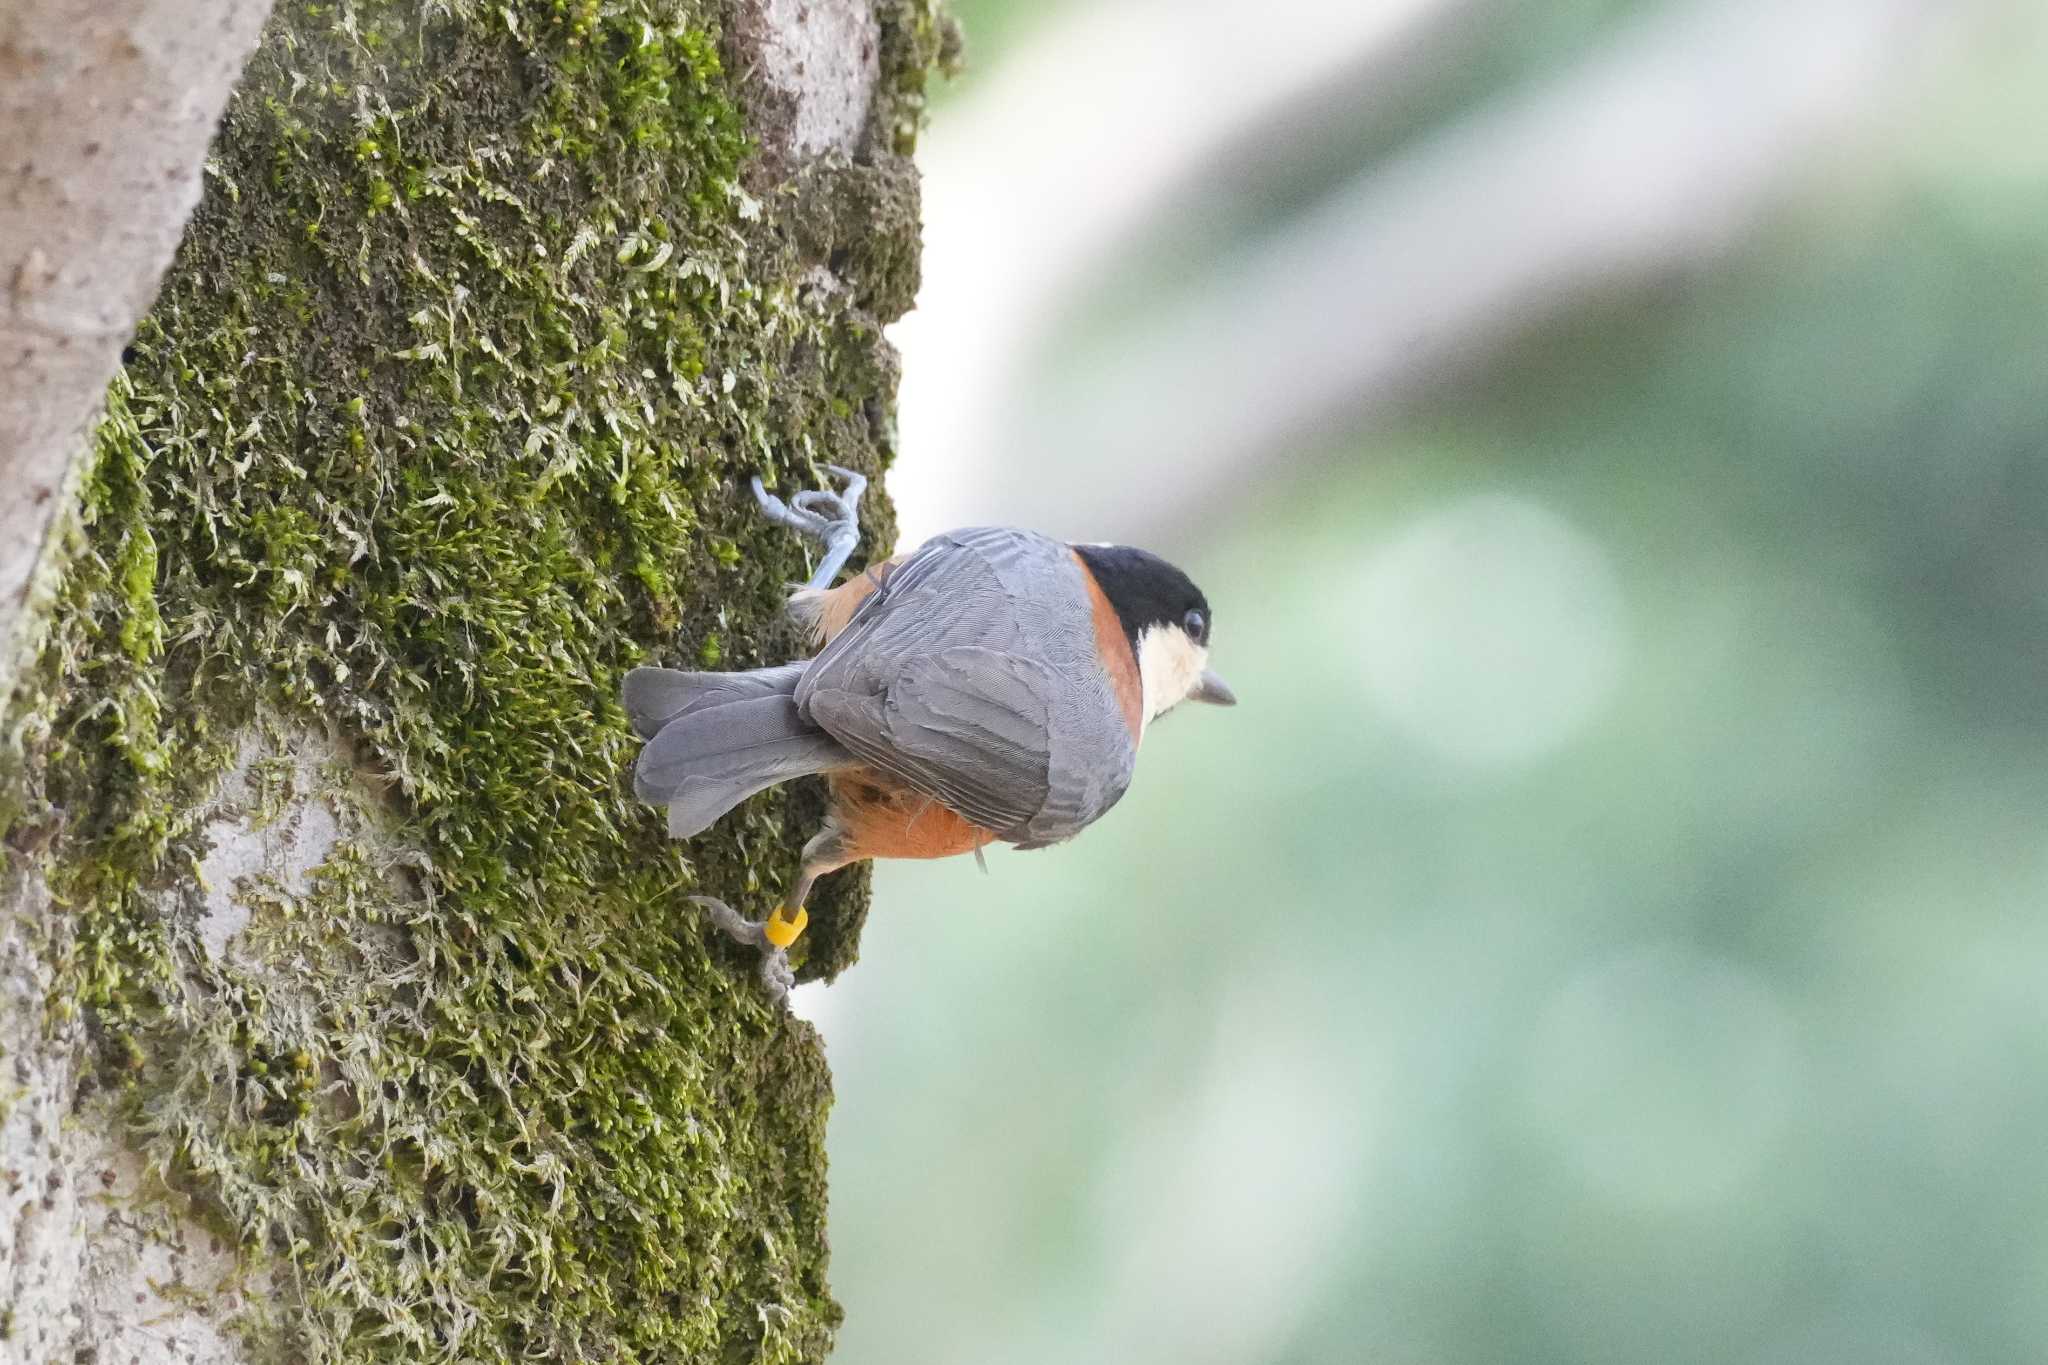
[622,465,1234,1002]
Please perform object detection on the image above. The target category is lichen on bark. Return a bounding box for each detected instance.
[0,0,950,1358]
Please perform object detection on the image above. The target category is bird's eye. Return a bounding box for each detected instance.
[1183,608,1207,643]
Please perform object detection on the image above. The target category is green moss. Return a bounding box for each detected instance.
[874,0,965,155]
[2,0,947,1358]
[792,159,925,321]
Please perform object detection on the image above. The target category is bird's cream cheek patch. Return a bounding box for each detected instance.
[1136,625,1210,734]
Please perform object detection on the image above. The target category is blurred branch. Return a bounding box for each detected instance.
[890,0,1493,543]
[899,0,1975,544]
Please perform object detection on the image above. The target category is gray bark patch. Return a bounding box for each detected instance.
[732,0,881,162]
[192,732,346,963]
[0,866,245,1364]
[0,0,276,700]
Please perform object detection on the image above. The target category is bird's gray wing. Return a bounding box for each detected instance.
[806,648,1057,839]
[797,528,1137,843]
[808,528,1050,671]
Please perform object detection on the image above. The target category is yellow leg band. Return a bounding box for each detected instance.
[763,906,808,950]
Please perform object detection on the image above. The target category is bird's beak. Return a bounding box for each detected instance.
[1191,669,1237,706]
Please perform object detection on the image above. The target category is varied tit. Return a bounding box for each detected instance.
[623,465,1234,1002]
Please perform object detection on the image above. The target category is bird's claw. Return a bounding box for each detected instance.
[759,948,795,1003]
[750,476,819,534]
[750,467,865,535]
[752,465,867,591]
[688,895,795,1008]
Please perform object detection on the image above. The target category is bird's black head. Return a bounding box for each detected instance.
[1073,543,1235,715]
[1074,543,1211,651]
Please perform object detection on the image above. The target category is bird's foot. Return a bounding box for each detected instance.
[751,464,866,591]
[688,895,808,1005]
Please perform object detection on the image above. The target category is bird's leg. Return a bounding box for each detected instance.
[752,464,867,592]
[689,810,853,1006]
[687,866,827,1007]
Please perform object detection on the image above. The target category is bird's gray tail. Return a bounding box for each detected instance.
[623,664,855,839]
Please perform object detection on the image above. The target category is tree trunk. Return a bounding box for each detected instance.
[0,0,276,706]
[0,0,948,1359]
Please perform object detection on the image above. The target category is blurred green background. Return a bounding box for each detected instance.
[799,1,2048,1361]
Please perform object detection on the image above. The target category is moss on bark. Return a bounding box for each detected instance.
[0,0,947,1357]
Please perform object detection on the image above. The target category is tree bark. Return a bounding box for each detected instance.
[0,1,946,1359]
[0,0,276,707]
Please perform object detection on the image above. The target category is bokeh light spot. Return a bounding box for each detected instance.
[1353,493,1626,771]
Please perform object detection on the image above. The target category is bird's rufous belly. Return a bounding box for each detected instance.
[829,769,991,862]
